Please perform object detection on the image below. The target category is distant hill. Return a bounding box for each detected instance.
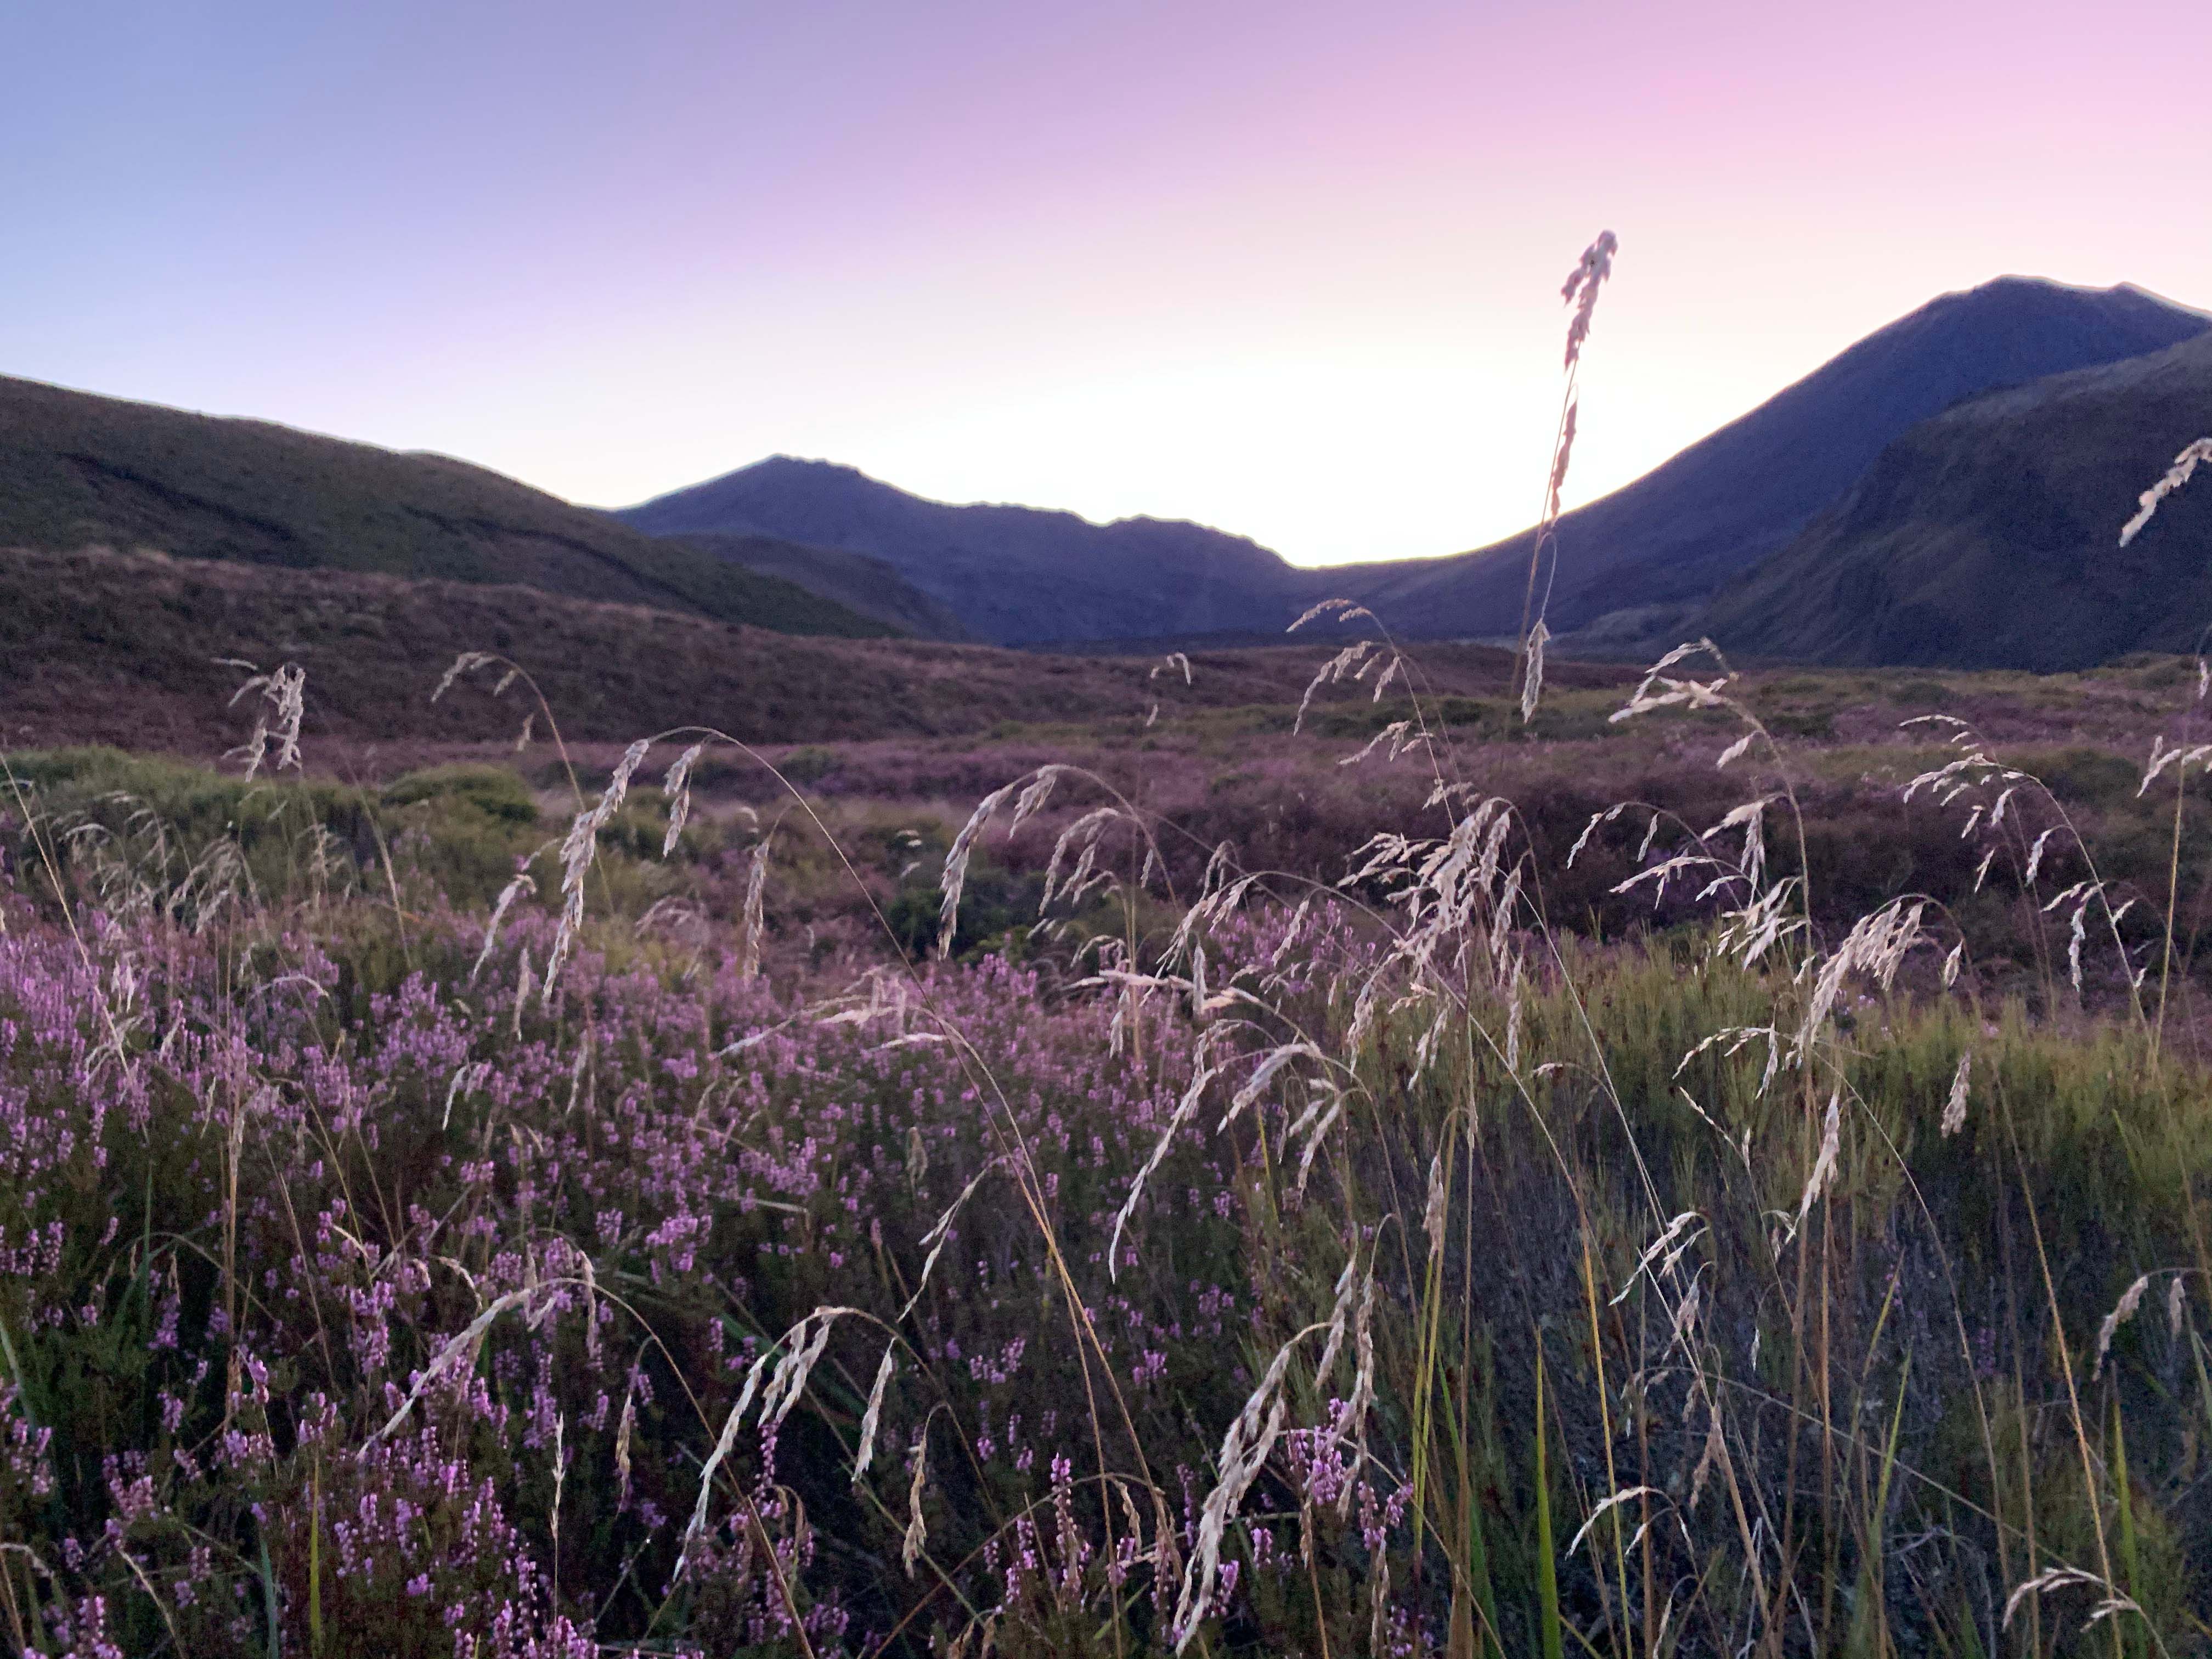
[613,456,1312,645]
[1701,332,2212,669]
[1334,278,2211,650]
[0,375,896,639]
[664,531,971,640]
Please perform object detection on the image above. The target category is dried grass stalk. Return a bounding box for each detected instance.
[901,1426,930,1577]
[1519,619,1550,724]
[223,661,307,779]
[544,738,651,1004]
[939,782,1019,957]
[2119,437,2212,546]
[471,871,537,985]
[662,741,707,855]
[853,1344,896,1485]
[900,1158,1005,1319]
[1171,1336,1305,1649]
[614,1378,636,1510]
[1795,1087,1843,1228]
[738,833,772,981]
[2094,1273,2153,1379]
[1109,1046,1221,1279]
[678,1306,858,1576]
[365,1282,565,1449]
[1942,1051,1972,1137]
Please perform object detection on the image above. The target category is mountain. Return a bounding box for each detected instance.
[613,456,1313,645]
[664,531,972,641]
[0,374,896,639]
[18,272,2202,667]
[612,279,2206,652]
[1700,331,2212,669]
[1333,278,2211,649]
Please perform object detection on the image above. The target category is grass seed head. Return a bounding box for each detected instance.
[2119,436,2211,546]
[1942,1050,1972,1136]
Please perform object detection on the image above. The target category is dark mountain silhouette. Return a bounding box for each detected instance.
[613,456,1313,645]
[1333,278,2211,649]
[0,374,896,638]
[1700,331,2212,670]
[616,278,2205,651]
[15,273,2205,667]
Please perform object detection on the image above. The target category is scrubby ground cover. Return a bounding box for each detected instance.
[0,543,1628,758]
[0,640,2210,1657]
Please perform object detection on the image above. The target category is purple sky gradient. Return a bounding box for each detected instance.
[2,1,2204,565]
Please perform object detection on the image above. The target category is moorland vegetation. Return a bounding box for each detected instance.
[2,620,2212,1656]
[1,242,2210,1659]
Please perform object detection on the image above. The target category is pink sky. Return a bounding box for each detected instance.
[1,0,2204,564]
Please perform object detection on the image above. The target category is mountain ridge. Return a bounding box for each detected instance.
[613,276,2209,649]
[614,453,1312,645]
[0,373,898,640]
[1699,329,2212,669]
[1330,276,2212,648]
[10,272,2208,668]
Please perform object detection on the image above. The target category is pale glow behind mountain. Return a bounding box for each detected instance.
[1,1,2203,567]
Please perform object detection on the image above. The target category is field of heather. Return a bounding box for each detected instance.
[1,642,2209,1657]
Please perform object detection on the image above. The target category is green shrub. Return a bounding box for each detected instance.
[381,763,539,826]
[778,745,840,787]
[1765,707,1835,738]
[1887,677,1951,707]
[2032,745,2141,809]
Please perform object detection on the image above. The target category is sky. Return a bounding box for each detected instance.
[2,1,2206,567]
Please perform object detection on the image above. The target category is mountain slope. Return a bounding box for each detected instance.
[0,374,897,638]
[1700,332,2212,670]
[665,531,972,640]
[614,456,1312,645]
[1333,278,2210,644]
[0,543,1605,753]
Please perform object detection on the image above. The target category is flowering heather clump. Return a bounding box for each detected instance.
[0,860,1340,1652]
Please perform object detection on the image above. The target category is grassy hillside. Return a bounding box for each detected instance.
[666,529,972,639]
[1705,331,2212,668]
[0,542,1628,755]
[0,373,896,637]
